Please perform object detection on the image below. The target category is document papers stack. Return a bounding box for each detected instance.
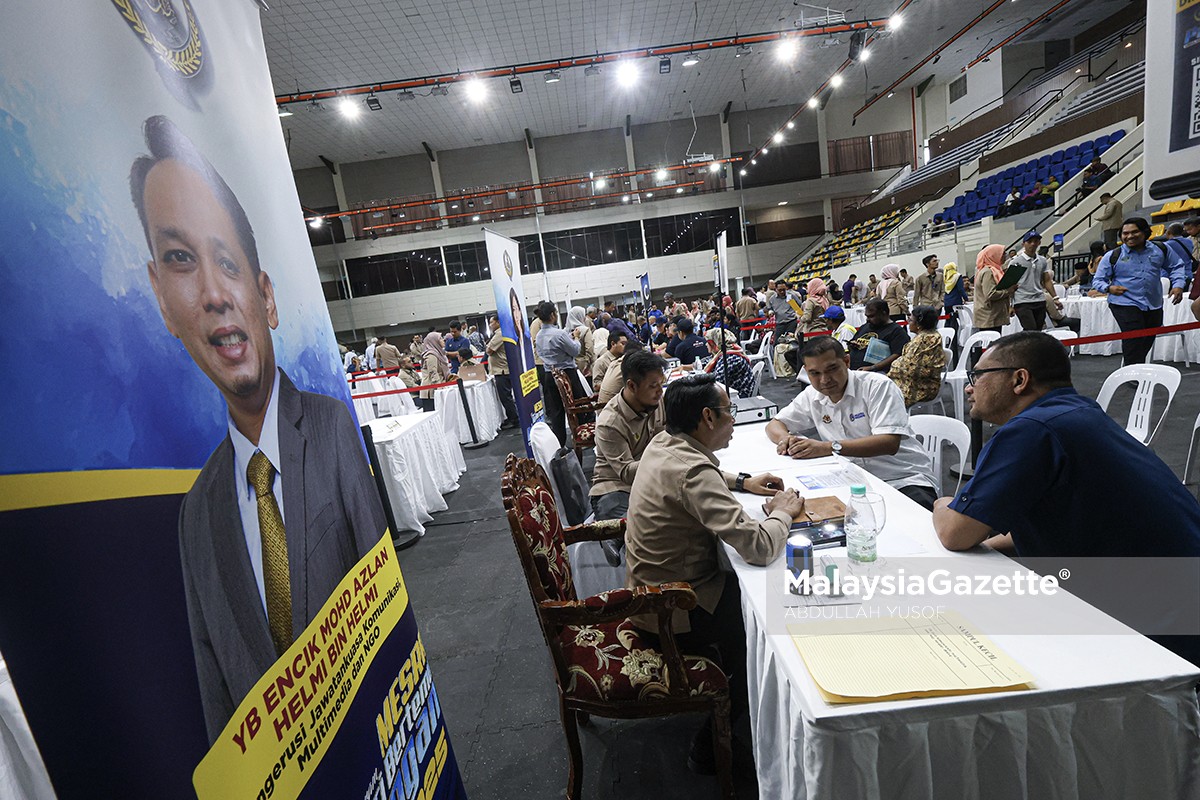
[789,611,1034,704]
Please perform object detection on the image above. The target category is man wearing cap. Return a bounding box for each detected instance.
[1009,232,1057,332]
[823,306,857,344]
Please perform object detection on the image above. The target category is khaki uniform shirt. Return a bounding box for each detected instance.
[597,357,626,406]
[590,392,665,498]
[736,295,759,320]
[625,431,791,632]
[883,280,910,317]
[419,353,449,399]
[375,343,401,369]
[914,270,944,310]
[485,328,508,376]
[592,350,616,391]
[529,319,545,366]
[973,268,1016,329]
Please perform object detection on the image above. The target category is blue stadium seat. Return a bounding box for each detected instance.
[1050,151,1065,164]
[1109,129,1126,144]
[1064,145,1079,159]
[1037,155,1051,168]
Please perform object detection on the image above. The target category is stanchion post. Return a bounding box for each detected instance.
[360,423,421,550]
[456,377,490,450]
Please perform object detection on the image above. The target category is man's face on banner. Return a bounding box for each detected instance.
[144,159,278,404]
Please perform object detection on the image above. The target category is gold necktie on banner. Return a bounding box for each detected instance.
[247,451,292,656]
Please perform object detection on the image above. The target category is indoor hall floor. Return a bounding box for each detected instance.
[396,353,1200,800]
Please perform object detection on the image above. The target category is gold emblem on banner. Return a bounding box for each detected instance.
[503,251,514,278]
[112,0,204,78]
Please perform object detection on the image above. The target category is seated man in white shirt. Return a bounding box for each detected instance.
[765,336,939,509]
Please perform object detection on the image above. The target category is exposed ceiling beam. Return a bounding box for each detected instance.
[966,0,1078,69]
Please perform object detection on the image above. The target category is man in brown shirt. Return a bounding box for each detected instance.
[625,374,803,770]
[914,254,944,311]
[590,330,627,392]
[374,337,401,370]
[485,315,518,428]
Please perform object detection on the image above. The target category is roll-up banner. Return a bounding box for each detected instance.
[639,273,652,307]
[714,230,731,294]
[1144,0,1200,202]
[0,2,466,798]
[484,229,544,456]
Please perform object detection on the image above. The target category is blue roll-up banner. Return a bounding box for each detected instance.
[484,229,544,456]
[640,273,652,307]
[0,2,467,798]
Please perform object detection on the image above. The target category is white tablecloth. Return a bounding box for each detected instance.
[435,377,505,444]
[365,413,466,534]
[1060,294,1197,360]
[714,423,1200,799]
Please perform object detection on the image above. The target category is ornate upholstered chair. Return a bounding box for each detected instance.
[550,368,599,459]
[501,455,734,799]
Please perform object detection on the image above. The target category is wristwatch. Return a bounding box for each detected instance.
[735,472,751,492]
[830,440,843,455]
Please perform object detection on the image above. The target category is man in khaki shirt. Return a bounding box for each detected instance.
[625,374,803,769]
[374,337,401,370]
[591,349,667,521]
[591,330,627,392]
[914,254,944,311]
[597,339,646,405]
[485,315,518,429]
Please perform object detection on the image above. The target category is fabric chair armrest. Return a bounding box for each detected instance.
[562,518,625,545]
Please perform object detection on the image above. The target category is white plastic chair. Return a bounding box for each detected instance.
[938,328,955,351]
[1054,284,1067,299]
[346,374,376,423]
[1184,409,1200,489]
[529,421,568,512]
[945,330,1003,421]
[1095,364,1181,445]
[747,330,775,379]
[1161,276,1171,295]
[750,360,766,395]
[910,415,971,497]
[1045,328,1077,357]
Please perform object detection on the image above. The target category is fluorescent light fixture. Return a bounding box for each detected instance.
[776,38,798,62]
[616,60,639,87]
[659,57,672,74]
[682,52,700,66]
[308,217,325,228]
[830,73,844,88]
[509,77,524,93]
[655,168,668,180]
[808,97,819,108]
[464,78,487,102]
[773,131,784,143]
[545,70,562,83]
[888,14,903,30]
[472,215,481,221]
[277,107,293,117]
[397,90,415,101]
[595,178,607,189]
[366,95,383,111]
[777,201,788,206]
[337,97,361,119]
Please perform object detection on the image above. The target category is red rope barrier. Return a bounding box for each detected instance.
[350,379,459,399]
[1046,320,1200,348]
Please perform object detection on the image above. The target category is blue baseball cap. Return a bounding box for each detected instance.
[822,306,845,321]
[1023,230,1043,242]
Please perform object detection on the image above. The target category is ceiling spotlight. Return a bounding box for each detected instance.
[808,97,819,108]
[277,107,293,118]
[888,14,903,30]
[761,147,769,155]
[682,52,700,67]
[786,120,795,129]
[773,131,784,143]
[676,187,685,194]
[337,97,361,119]
[545,70,562,83]
[739,168,747,175]
[710,160,721,172]
[595,178,607,190]
[777,201,788,206]
[932,54,941,64]
[616,60,639,87]
[585,64,602,77]
[308,217,325,229]
[645,192,654,197]
[750,158,757,165]
[431,84,449,96]
[464,78,487,102]
[396,90,415,102]
[659,57,672,74]
[735,44,752,58]
[887,91,895,98]
[472,215,481,222]
[366,94,383,111]
[655,168,668,180]
[509,77,524,94]
[776,38,798,62]
[622,195,631,202]
[1124,41,1132,48]
[830,73,844,88]
[859,47,871,62]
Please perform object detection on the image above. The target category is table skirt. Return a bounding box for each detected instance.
[435,378,504,444]
[366,413,465,534]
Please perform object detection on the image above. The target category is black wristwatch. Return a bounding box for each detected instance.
[735,472,751,492]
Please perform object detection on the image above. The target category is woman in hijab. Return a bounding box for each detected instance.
[973,244,1016,333]
[566,305,594,377]
[877,264,910,322]
[942,261,968,355]
[799,278,833,334]
[418,331,451,411]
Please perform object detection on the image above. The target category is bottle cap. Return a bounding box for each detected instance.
[850,484,867,496]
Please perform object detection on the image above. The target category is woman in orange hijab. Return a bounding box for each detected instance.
[973,244,1017,333]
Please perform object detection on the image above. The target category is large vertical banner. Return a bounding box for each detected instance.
[714,230,731,295]
[1145,0,1200,201]
[639,273,652,308]
[485,229,544,456]
[0,2,465,798]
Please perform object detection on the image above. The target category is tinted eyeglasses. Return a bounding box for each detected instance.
[966,366,1017,386]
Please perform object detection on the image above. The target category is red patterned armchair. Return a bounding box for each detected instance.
[501,455,734,799]
[550,368,599,460]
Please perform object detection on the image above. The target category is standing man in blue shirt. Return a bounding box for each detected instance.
[1092,217,1188,365]
[443,319,473,374]
[534,301,588,445]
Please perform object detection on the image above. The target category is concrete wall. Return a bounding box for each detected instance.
[535,128,627,176]
[729,106,816,151]
[632,115,723,166]
[340,154,434,204]
[294,167,338,209]
[438,140,532,190]
[824,91,912,142]
[947,54,1005,127]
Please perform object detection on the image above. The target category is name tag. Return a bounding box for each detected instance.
[850,412,866,421]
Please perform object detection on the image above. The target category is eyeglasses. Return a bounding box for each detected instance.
[710,403,738,417]
[966,367,1018,386]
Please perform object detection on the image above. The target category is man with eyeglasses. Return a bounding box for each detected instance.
[933,331,1200,557]
[766,336,938,509]
[625,373,804,775]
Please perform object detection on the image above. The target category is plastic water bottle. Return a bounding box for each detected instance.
[845,484,878,563]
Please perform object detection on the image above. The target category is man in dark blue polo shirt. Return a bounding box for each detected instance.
[933,331,1200,557]
[669,318,708,366]
[443,319,473,374]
